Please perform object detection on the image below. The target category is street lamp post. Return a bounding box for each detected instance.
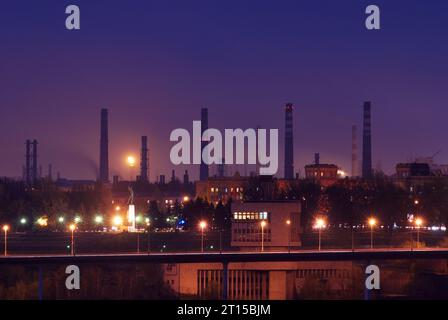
[260,220,267,252]
[315,218,325,251]
[135,217,140,254]
[199,221,207,253]
[286,219,291,253]
[3,225,9,256]
[368,218,377,250]
[145,218,151,255]
[69,224,76,256]
[415,218,423,248]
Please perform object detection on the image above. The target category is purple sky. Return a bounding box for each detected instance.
[1,0,448,180]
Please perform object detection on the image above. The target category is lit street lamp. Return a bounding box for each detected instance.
[199,221,207,253]
[113,215,123,228]
[415,217,423,248]
[368,218,377,249]
[135,216,142,254]
[260,220,267,252]
[3,225,9,256]
[69,224,76,256]
[315,218,326,251]
[146,218,151,255]
[94,215,103,224]
[286,219,291,253]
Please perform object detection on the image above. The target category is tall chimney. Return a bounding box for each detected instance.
[99,109,109,183]
[171,169,176,183]
[140,136,148,182]
[32,140,38,183]
[183,170,189,185]
[314,153,320,165]
[200,108,209,181]
[362,102,372,178]
[352,125,358,177]
[284,103,294,179]
[25,140,31,186]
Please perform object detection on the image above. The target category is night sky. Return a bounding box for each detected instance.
[1,0,448,180]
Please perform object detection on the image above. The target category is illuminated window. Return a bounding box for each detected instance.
[211,188,214,192]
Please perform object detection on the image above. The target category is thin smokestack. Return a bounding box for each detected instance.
[352,125,357,177]
[200,107,209,181]
[32,140,38,183]
[140,136,148,182]
[314,153,320,165]
[99,108,109,183]
[284,103,294,179]
[362,102,372,178]
[183,170,189,185]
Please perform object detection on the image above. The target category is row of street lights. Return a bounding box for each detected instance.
[1,215,426,256]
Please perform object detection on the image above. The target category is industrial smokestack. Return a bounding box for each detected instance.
[200,108,209,181]
[25,140,31,186]
[140,136,148,182]
[32,140,38,183]
[352,125,358,177]
[171,169,176,183]
[183,170,189,185]
[314,153,320,165]
[362,102,372,178]
[99,109,109,183]
[284,103,294,179]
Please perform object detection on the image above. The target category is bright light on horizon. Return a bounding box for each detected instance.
[127,155,136,167]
